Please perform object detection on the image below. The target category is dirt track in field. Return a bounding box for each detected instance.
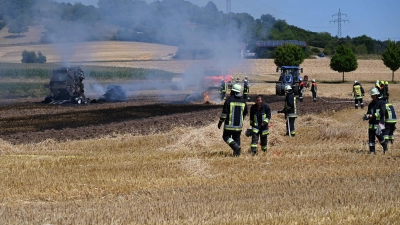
[0,92,354,145]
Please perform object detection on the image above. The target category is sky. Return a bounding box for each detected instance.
[54,0,400,41]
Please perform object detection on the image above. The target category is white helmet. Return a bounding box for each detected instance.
[370,87,380,96]
[354,80,358,84]
[312,79,315,82]
[232,83,242,93]
[299,77,303,81]
[284,85,292,92]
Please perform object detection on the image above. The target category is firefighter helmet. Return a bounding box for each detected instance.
[354,80,358,84]
[232,83,242,93]
[312,79,316,82]
[370,87,380,96]
[284,85,292,92]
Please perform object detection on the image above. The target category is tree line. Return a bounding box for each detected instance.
[0,0,399,57]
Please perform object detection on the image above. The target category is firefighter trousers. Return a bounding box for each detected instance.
[286,117,296,136]
[251,131,268,152]
[222,130,242,155]
[368,129,387,153]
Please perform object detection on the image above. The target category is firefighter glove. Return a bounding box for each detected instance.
[376,123,385,135]
[218,121,223,129]
[245,129,252,137]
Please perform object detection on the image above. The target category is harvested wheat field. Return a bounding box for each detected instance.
[0,41,400,224]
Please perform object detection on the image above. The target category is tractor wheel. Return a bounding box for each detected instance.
[275,83,283,95]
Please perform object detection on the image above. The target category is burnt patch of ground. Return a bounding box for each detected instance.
[0,95,355,144]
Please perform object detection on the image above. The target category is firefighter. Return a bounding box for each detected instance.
[298,77,304,102]
[310,79,317,102]
[219,78,227,101]
[363,87,387,154]
[218,83,248,156]
[381,80,388,102]
[243,76,250,101]
[385,81,389,102]
[235,77,240,83]
[353,80,365,109]
[278,85,298,137]
[383,101,397,145]
[249,95,271,155]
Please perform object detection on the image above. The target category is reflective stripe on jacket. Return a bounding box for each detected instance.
[219,95,248,131]
[250,102,271,135]
[367,99,386,129]
[385,103,397,123]
[353,83,364,99]
[284,92,298,118]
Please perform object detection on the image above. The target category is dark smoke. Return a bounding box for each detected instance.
[97,85,127,102]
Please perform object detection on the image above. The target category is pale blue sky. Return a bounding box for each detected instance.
[55,0,400,41]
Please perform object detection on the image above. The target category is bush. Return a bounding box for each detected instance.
[310,47,321,54]
[21,50,47,63]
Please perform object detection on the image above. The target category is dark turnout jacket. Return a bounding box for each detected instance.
[219,95,248,131]
[250,103,271,128]
[284,92,298,118]
[367,98,386,129]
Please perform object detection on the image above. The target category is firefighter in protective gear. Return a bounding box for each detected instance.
[243,76,250,101]
[219,78,226,101]
[383,102,397,145]
[218,83,248,156]
[310,79,317,102]
[380,80,388,102]
[364,87,387,154]
[385,81,389,102]
[353,80,365,109]
[298,77,304,102]
[249,95,271,155]
[278,85,298,137]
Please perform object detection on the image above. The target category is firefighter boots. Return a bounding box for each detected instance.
[251,147,257,155]
[368,146,376,155]
[382,141,388,154]
[229,142,241,157]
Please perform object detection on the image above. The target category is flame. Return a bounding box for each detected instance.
[204,92,210,103]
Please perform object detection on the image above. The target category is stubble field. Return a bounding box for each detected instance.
[0,41,399,224]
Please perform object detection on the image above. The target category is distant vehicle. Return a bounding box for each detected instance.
[318,53,325,57]
[275,66,303,96]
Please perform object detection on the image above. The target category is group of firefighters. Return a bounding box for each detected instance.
[217,76,299,156]
[217,76,397,156]
[219,76,250,102]
[354,80,396,154]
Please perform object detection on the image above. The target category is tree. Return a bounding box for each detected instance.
[381,39,400,82]
[274,44,305,67]
[21,50,47,63]
[330,44,358,82]
[7,15,29,36]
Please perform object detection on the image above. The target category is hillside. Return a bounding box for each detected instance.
[0,25,46,46]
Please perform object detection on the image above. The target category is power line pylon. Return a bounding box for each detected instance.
[226,0,231,14]
[330,8,349,38]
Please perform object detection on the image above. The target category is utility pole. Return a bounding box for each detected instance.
[330,8,349,38]
[226,0,231,14]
